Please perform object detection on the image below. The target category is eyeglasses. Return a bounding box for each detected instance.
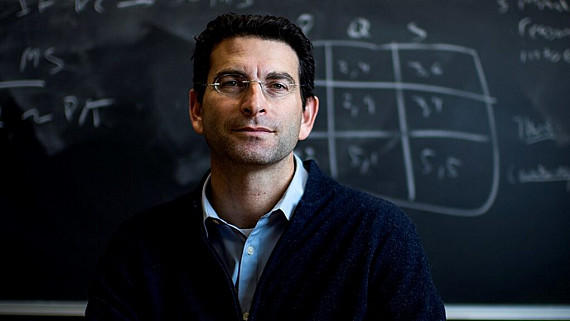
[201,74,299,99]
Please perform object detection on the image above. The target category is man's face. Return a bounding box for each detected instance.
[190,37,318,167]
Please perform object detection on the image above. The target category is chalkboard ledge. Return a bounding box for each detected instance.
[1,301,570,320]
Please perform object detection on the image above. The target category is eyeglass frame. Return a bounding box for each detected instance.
[196,73,302,99]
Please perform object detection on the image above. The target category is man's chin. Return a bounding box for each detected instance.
[226,148,292,167]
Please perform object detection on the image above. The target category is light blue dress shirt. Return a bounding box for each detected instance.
[201,155,308,318]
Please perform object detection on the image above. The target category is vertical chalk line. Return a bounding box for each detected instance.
[324,42,338,178]
[391,43,416,201]
[472,50,500,215]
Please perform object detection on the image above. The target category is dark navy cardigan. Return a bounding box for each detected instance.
[86,160,446,320]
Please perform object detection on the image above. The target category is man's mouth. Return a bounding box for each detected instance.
[234,126,274,133]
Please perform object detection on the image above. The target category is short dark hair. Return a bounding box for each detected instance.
[192,13,315,106]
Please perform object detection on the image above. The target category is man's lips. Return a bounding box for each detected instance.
[233,126,274,133]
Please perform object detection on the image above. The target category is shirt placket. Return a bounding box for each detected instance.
[238,220,263,319]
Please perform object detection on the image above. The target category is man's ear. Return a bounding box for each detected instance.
[298,96,319,141]
[189,89,204,135]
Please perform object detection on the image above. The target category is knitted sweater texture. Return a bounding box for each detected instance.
[86,160,446,320]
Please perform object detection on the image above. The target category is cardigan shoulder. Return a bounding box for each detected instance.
[301,159,414,232]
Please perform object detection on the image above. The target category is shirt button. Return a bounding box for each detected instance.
[243,312,249,320]
[246,246,254,255]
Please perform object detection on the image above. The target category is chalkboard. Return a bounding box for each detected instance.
[1,0,569,306]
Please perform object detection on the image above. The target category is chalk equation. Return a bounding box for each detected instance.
[0,45,116,132]
[14,0,254,16]
[296,41,499,216]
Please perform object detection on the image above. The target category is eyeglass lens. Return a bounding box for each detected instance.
[214,74,296,98]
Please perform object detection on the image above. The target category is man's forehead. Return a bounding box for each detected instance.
[208,36,300,79]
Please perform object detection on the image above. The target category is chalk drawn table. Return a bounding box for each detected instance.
[296,41,499,216]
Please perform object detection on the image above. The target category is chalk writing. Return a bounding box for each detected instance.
[518,17,570,41]
[420,148,463,180]
[497,0,510,13]
[341,93,376,117]
[116,0,155,9]
[20,47,40,71]
[518,0,570,12]
[498,1,570,65]
[513,115,556,144]
[407,22,428,42]
[20,47,64,75]
[208,0,254,9]
[17,0,55,16]
[412,95,443,118]
[347,18,371,39]
[63,96,78,122]
[508,164,570,191]
[75,0,105,13]
[407,61,443,78]
[520,47,570,63]
[21,108,53,125]
[16,0,30,16]
[63,96,116,128]
[0,80,46,89]
[0,95,116,136]
[0,79,46,128]
[337,60,371,79]
[296,14,315,35]
[348,145,379,174]
[15,0,253,16]
[497,0,570,13]
[307,41,499,216]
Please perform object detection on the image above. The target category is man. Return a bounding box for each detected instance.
[86,13,445,320]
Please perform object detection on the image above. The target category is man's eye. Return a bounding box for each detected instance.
[267,81,290,91]
[220,80,239,87]
[217,75,247,88]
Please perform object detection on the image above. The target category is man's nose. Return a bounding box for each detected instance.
[240,81,267,116]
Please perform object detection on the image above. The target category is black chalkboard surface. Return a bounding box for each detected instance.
[1,0,569,306]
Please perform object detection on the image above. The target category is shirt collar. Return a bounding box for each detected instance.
[201,154,308,232]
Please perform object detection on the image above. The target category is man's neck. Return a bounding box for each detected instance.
[208,154,296,229]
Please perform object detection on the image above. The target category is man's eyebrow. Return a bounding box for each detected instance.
[211,70,296,82]
[212,69,246,80]
[266,72,296,82]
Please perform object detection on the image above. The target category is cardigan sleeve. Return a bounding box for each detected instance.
[367,205,446,320]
